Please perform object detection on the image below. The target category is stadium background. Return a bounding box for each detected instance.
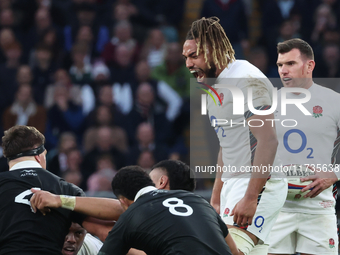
[0,0,338,248]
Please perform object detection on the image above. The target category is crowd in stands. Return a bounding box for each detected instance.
[0,0,339,194]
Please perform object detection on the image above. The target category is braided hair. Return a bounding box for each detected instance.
[186,16,235,69]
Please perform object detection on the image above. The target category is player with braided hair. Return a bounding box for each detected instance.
[183,17,287,255]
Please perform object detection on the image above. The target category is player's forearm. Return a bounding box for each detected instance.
[82,217,115,242]
[73,197,124,220]
[245,138,276,200]
[211,147,223,205]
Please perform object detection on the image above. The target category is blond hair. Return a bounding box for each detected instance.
[186,17,235,69]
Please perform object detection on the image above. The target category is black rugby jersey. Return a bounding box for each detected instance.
[99,189,231,255]
[0,165,86,255]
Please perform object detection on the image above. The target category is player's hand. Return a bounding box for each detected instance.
[30,189,62,215]
[230,197,257,227]
[301,171,337,198]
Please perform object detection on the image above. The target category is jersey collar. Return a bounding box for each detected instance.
[134,186,157,201]
[10,160,41,171]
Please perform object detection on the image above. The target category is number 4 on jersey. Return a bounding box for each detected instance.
[15,188,41,213]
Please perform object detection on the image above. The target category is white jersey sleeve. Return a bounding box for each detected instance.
[78,234,103,255]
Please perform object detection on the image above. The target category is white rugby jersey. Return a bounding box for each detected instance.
[275,83,340,214]
[207,60,282,181]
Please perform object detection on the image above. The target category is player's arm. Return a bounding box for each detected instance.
[30,189,124,220]
[82,217,115,242]
[127,249,146,255]
[231,114,276,226]
[225,233,243,255]
[210,146,223,214]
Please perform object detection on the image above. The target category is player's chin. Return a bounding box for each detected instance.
[63,248,76,255]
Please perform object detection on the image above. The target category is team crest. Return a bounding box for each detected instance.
[329,238,335,248]
[223,208,229,217]
[218,93,224,106]
[312,106,323,118]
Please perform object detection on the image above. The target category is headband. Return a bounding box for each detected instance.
[7,144,46,161]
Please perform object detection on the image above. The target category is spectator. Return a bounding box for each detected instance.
[91,62,111,88]
[134,60,182,122]
[247,47,279,79]
[69,42,93,85]
[139,29,167,69]
[45,83,85,150]
[81,126,126,190]
[86,153,117,194]
[31,43,57,105]
[128,122,168,165]
[83,104,128,153]
[23,8,54,62]
[110,44,135,114]
[201,0,249,58]
[101,21,140,67]
[87,83,126,128]
[30,27,63,68]
[63,3,109,57]
[315,44,340,78]
[0,42,22,114]
[16,65,33,86]
[45,69,95,116]
[125,82,172,145]
[0,28,16,63]
[137,150,156,173]
[47,132,78,177]
[61,148,83,187]
[3,83,46,133]
[151,42,191,98]
[0,8,23,43]
[311,4,337,43]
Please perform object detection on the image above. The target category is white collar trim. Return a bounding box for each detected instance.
[134,186,157,201]
[10,161,41,171]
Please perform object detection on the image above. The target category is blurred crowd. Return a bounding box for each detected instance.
[0,0,339,193]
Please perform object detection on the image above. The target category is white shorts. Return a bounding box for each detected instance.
[220,178,287,244]
[268,211,338,254]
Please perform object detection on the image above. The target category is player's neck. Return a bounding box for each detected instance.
[8,157,39,169]
[215,65,227,77]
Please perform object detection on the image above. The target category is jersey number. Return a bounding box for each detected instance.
[162,198,193,217]
[15,188,41,212]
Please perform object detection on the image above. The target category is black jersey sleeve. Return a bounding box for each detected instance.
[218,213,229,238]
[98,215,130,255]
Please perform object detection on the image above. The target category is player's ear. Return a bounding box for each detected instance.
[159,175,169,190]
[307,59,315,73]
[34,155,41,163]
[118,197,133,211]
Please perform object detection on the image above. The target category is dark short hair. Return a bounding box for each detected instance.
[151,160,196,192]
[111,166,155,200]
[277,38,314,60]
[2,126,45,158]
